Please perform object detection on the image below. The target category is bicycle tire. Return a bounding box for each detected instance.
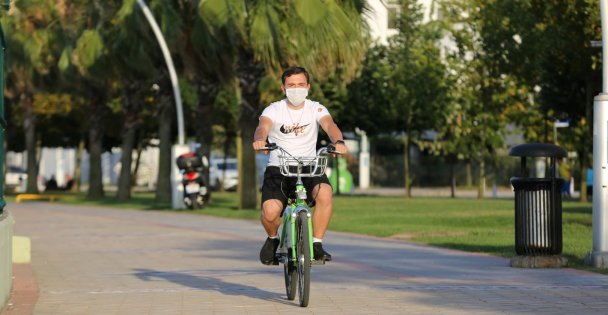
[296,211,311,307]
[284,247,297,300]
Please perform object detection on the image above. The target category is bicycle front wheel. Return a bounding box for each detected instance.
[296,211,311,307]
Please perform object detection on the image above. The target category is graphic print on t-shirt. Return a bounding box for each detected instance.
[280,123,310,136]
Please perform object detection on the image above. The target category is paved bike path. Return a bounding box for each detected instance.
[4,202,608,315]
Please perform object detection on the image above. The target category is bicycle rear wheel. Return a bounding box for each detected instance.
[284,247,297,300]
[296,211,311,307]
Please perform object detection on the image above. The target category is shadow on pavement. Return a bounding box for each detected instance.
[132,268,294,306]
[425,242,514,257]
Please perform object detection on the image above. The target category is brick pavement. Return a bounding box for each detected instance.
[2,202,608,315]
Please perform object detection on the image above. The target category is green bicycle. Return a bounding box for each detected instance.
[262,143,336,307]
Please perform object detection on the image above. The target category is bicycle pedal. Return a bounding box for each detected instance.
[311,259,326,265]
[272,257,280,265]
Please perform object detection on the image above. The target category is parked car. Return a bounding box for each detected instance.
[257,153,269,189]
[5,166,27,191]
[209,158,238,191]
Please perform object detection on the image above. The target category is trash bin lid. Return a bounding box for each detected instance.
[508,143,567,158]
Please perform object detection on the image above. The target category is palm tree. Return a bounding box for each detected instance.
[64,1,124,199]
[113,1,165,200]
[163,0,234,192]
[199,0,369,208]
[117,0,222,203]
[3,1,72,193]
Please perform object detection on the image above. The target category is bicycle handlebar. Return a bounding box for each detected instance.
[259,143,340,156]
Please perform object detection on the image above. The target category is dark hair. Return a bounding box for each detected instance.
[281,66,310,84]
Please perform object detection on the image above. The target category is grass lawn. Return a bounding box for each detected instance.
[330,196,594,270]
[8,190,600,273]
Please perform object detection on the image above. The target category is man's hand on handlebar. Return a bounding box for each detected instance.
[333,141,347,155]
[253,140,269,153]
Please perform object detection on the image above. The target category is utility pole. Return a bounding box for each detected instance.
[587,0,608,268]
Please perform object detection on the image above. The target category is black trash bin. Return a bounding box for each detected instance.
[509,143,567,256]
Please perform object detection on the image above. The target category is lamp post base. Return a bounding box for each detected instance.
[585,251,608,268]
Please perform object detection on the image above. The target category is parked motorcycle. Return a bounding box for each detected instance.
[176,152,211,209]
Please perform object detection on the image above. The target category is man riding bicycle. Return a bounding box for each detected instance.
[252,66,348,265]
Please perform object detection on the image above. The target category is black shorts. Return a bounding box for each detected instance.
[261,166,331,209]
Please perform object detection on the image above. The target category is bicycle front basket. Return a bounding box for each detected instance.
[278,155,328,177]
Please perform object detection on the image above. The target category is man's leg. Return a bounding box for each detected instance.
[261,199,283,237]
[259,166,288,265]
[311,183,333,261]
[311,183,333,239]
[259,199,283,264]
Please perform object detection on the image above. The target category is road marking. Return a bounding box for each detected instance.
[12,236,31,264]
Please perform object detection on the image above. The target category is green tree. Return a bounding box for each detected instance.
[199,0,369,208]
[56,1,127,199]
[113,0,168,201]
[469,0,601,201]
[120,0,232,203]
[389,0,449,197]
[3,0,76,193]
[342,45,395,136]
[166,0,235,187]
[441,0,532,198]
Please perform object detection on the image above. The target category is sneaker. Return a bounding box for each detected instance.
[313,242,332,261]
[260,237,280,265]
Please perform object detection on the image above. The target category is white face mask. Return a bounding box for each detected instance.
[285,88,308,106]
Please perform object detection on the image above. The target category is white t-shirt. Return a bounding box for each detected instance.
[260,99,331,166]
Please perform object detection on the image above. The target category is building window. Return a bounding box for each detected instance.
[387,7,399,29]
[435,4,444,20]
[387,0,401,30]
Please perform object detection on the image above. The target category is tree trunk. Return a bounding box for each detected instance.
[403,134,411,198]
[23,94,38,194]
[155,96,173,203]
[579,148,587,203]
[72,137,85,193]
[87,108,105,199]
[237,56,264,209]
[580,78,595,202]
[86,88,110,199]
[466,160,472,187]
[196,82,216,186]
[220,132,236,192]
[117,85,141,201]
[237,109,258,209]
[117,123,137,201]
[131,137,143,188]
[477,158,485,199]
[449,156,456,198]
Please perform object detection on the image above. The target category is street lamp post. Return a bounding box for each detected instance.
[135,0,185,146]
[135,0,189,209]
[587,0,608,268]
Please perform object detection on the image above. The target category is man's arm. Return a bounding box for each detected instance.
[252,116,272,151]
[319,116,347,154]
